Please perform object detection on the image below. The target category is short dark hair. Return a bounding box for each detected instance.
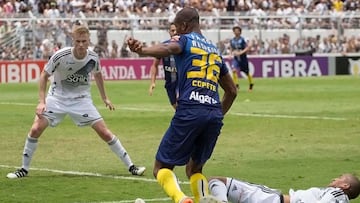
[232,26,241,32]
[347,174,360,199]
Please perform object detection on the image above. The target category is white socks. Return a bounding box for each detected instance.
[208,178,228,202]
[22,135,38,171]
[108,136,133,169]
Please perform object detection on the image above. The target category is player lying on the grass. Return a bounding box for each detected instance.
[208,173,360,203]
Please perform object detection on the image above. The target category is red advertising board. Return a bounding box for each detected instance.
[100,58,162,80]
[0,59,161,83]
[0,60,47,83]
[0,56,331,84]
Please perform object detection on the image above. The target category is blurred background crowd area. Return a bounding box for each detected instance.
[0,0,360,60]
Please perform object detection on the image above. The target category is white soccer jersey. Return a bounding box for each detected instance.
[226,178,283,203]
[44,47,101,99]
[289,187,349,203]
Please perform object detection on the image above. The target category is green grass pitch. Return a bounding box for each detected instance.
[0,76,359,203]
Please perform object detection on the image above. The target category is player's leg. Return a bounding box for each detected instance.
[231,59,240,89]
[241,61,254,91]
[154,161,192,203]
[70,98,145,175]
[154,111,198,203]
[91,119,145,175]
[187,161,223,203]
[6,116,49,179]
[208,177,228,202]
[6,96,65,179]
[186,160,208,203]
[189,109,224,203]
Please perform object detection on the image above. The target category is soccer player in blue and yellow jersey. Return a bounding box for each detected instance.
[127,7,237,203]
[149,22,178,109]
[230,26,254,92]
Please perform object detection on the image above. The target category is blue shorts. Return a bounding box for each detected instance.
[156,108,224,166]
[165,82,177,105]
[232,59,249,74]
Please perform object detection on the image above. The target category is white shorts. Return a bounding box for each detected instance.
[226,178,284,203]
[43,96,103,127]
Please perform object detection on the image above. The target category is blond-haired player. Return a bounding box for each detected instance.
[7,25,145,178]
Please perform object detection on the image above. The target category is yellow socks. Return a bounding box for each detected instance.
[232,69,239,87]
[157,168,186,203]
[190,173,209,203]
[247,74,253,85]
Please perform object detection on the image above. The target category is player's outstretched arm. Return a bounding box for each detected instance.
[127,37,181,58]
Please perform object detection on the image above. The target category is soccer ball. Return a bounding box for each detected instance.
[134,198,146,203]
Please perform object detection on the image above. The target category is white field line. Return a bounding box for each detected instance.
[85,197,171,203]
[0,164,158,182]
[0,164,176,203]
[0,164,190,184]
[231,112,347,121]
[0,102,350,121]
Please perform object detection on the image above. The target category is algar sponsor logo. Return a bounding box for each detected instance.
[189,91,218,104]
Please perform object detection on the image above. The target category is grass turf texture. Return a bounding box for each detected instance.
[0,76,359,203]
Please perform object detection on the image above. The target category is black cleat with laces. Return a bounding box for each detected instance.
[7,168,28,179]
[129,165,146,176]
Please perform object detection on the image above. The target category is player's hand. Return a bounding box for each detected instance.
[35,102,46,118]
[127,37,142,53]
[149,83,156,96]
[170,35,180,42]
[235,50,243,56]
[103,98,115,111]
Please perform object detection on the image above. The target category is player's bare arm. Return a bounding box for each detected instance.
[231,45,249,57]
[230,46,240,57]
[219,73,237,115]
[36,70,50,117]
[94,71,115,111]
[149,58,160,96]
[240,44,250,55]
[127,37,182,58]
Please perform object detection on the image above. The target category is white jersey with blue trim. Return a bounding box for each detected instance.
[44,47,101,99]
[289,187,349,203]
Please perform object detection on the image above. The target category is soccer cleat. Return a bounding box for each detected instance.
[199,195,224,203]
[129,165,146,176]
[134,198,146,203]
[248,83,254,92]
[179,197,193,203]
[7,168,28,179]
